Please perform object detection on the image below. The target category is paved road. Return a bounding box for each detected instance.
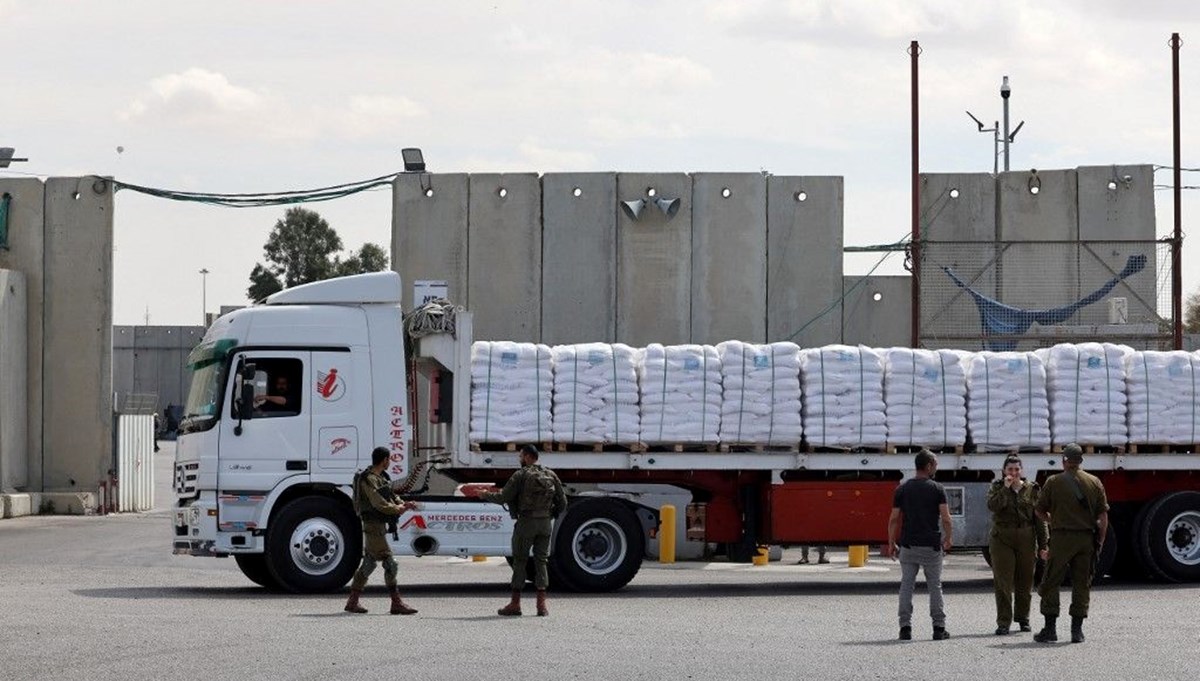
[2,444,1197,680]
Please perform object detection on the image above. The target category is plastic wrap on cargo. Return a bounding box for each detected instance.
[1037,343,1131,446]
[966,352,1051,449]
[470,341,553,443]
[1125,350,1200,444]
[716,341,803,445]
[883,348,968,447]
[639,344,721,444]
[551,343,640,444]
[800,345,887,447]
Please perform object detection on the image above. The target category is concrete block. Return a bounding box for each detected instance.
[467,173,542,341]
[919,173,997,350]
[42,177,113,493]
[1075,165,1158,328]
[616,173,692,345]
[38,491,96,515]
[541,173,616,344]
[1,492,34,518]
[393,173,469,306]
[842,275,912,348]
[691,173,766,344]
[998,169,1078,336]
[0,178,44,491]
[0,270,28,491]
[767,176,843,345]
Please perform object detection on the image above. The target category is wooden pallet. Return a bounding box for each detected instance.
[470,441,553,453]
[643,443,720,453]
[1127,443,1196,454]
[553,442,647,453]
[1051,443,1127,455]
[885,444,966,455]
[966,445,1053,454]
[806,444,890,454]
[718,443,800,453]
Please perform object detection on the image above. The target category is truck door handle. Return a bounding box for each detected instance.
[286,460,308,471]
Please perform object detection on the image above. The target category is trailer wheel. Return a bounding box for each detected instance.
[1138,491,1200,583]
[551,498,644,592]
[235,553,279,590]
[265,496,361,593]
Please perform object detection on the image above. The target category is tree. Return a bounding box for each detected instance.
[247,207,389,301]
[1186,290,1200,334]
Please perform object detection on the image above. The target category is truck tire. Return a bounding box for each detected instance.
[235,553,279,590]
[265,496,362,594]
[1137,491,1200,583]
[1132,501,1162,580]
[1108,504,1147,580]
[550,498,644,592]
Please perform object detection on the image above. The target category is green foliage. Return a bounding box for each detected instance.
[247,208,388,301]
[1186,290,1200,334]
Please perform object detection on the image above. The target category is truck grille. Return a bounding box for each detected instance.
[175,462,199,498]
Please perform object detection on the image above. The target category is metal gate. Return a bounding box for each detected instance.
[114,413,155,512]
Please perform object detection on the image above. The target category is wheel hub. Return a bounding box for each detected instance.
[1165,511,1200,566]
[290,518,344,576]
[571,518,628,576]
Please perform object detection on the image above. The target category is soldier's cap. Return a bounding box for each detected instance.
[1062,443,1084,463]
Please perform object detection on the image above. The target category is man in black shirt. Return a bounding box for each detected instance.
[887,448,953,641]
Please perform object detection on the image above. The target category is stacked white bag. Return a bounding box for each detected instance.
[882,348,968,447]
[1126,350,1200,444]
[966,352,1051,449]
[1038,343,1130,445]
[470,341,553,443]
[639,344,721,444]
[551,343,640,444]
[716,341,803,445]
[800,345,888,447]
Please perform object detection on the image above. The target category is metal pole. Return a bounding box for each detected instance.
[1001,76,1011,172]
[910,40,921,348]
[1171,33,1183,350]
[993,122,1000,176]
[199,268,210,326]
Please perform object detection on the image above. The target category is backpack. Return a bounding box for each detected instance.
[351,469,366,515]
[518,465,561,517]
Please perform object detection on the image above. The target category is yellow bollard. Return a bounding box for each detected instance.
[848,545,868,568]
[752,546,769,566]
[659,504,676,564]
[472,555,488,562]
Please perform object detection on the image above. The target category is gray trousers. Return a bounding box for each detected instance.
[898,546,946,628]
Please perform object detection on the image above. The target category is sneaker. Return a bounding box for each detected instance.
[932,627,950,640]
[898,626,912,641]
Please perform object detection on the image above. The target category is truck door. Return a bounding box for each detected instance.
[218,351,312,497]
[311,349,366,473]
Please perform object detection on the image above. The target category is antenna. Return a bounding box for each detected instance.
[965,111,1000,175]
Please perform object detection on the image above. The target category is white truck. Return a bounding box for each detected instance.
[173,272,1200,592]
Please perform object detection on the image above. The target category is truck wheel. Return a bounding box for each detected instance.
[265,496,361,593]
[1108,504,1147,580]
[1138,491,1200,583]
[551,498,644,592]
[235,553,278,590]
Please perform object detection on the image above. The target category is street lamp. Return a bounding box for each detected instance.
[199,268,210,326]
[0,148,29,168]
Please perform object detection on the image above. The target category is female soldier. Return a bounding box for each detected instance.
[987,455,1048,635]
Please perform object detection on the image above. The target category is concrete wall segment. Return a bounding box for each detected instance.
[467,173,541,341]
[691,173,766,344]
[0,270,28,491]
[616,173,692,346]
[766,176,842,346]
[392,173,469,308]
[541,173,616,344]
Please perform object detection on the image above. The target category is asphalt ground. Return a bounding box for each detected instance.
[2,444,1197,681]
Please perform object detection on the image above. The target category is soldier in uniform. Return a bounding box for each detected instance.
[480,444,567,617]
[1033,443,1109,643]
[343,446,420,615]
[987,455,1048,635]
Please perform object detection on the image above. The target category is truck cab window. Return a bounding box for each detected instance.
[237,358,303,419]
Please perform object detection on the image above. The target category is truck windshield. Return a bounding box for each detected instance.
[180,339,235,434]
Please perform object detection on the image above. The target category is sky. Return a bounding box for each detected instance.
[3,0,1199,326]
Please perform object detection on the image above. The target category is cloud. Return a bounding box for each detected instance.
[456,138,597,172]
[120,68,426,142]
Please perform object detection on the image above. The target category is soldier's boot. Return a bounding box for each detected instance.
[536,590,549,617]
[389,589,418,615]
[497,590,522,616]
[1016,619,1032,632]
[1070,617,1085,643]
[1033,616,1058,643]
[343,590,367,614]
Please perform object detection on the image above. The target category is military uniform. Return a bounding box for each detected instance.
[344,468,417,615]
[1035,459,1108,642]
[987,478,1047,631]
[482,464,568,590]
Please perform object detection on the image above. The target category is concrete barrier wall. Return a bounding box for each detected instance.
[468,173,542,341]
[691,173,766,344]
[0,179,44,491]
[842,275,912,347]
[998,169,1079,313]
[0,270,27,491]
[113,325,205,411]
[541,173,616,344]
[767,176,843,345]
[42,177,113,493]
[392,173,469,307]
[1075,165,1157,326]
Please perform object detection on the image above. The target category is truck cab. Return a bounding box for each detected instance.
[172,273,514,592]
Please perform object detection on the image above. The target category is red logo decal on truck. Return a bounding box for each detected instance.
[316,369,345,401]
[330,437,351,456]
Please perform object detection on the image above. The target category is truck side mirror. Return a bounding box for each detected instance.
[234,362,256,434]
